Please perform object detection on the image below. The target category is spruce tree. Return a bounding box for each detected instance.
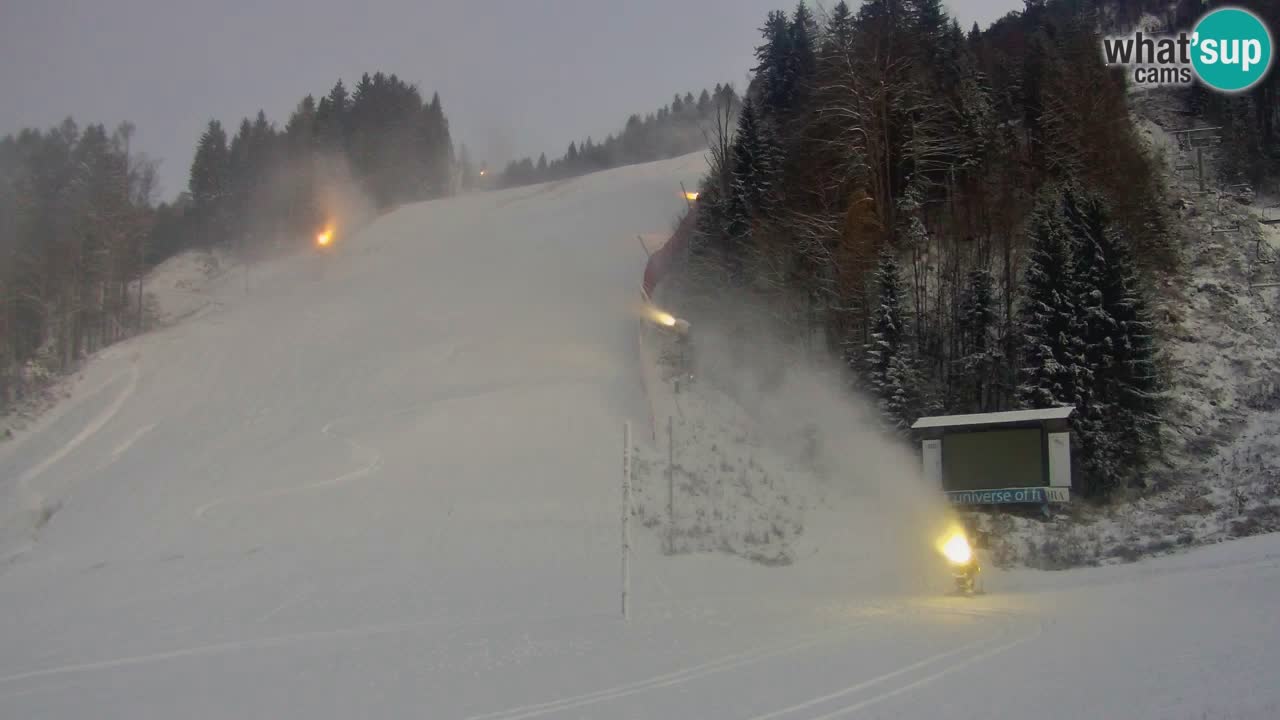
[1018,187,1085,411]
[284,96,317,149]
[865,247,921,430]
[188,120,229,211]
[788,2,818,108]
[316,80,349,152]
[1058,184,1113,489]
[825,1,857,55]
[754,11,795,116]
[697,89,712,115]
[730,100,776,217]
[1067,185,1160,492]
[958,266,998,412]
[907,0,948,49]
[425,92,453,194]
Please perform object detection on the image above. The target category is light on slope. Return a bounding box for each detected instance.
[940,530,973,565]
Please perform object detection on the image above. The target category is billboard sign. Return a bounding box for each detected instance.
[945,487,1070,505]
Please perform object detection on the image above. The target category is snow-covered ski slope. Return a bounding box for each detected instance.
[1,152,1278,719]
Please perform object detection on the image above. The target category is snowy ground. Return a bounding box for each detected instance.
[140,247,234,327]
[1,152,1278,718]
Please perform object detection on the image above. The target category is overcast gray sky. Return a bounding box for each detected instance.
[1,0,1022,200]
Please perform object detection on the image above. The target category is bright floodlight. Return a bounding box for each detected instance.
[941,531,972,565]
[685,191,699,201]
[316,229,333,247]
[655,311,677,327]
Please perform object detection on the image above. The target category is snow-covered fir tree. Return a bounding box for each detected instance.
[1067,185,1161,492]
[1060,184,1114,491]
[754,11,796,117]
[786,1,818,111]
[730,99,777,218]
[865,246,922,431]
[1018,187,1086,411]
[957,266,999,412]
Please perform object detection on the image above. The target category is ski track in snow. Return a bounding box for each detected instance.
[11,357,140,499]
[192,413,383,519]
[109,422,155,458]
[751,611,1042,720]
[89,422,157,474]
[256,584,315,623]
[461,603,1032,720]
[191,375,592,520]
[0,606,587,690]
[462,621,877,720]
[1,355,142,566]
[745,636,996,720]
[803,626,1043,720]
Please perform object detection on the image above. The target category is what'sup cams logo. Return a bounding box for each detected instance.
[1102,6,1274,92]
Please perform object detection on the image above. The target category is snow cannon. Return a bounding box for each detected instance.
[939,527,982,596]
[649,308,690,337]
[315,222,337,251]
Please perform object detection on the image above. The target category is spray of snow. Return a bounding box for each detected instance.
[639,283,957,593]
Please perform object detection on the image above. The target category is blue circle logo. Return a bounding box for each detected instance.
[1191,7,1274,92]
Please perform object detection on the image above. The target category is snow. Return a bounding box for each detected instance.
[1,151,1278,718]
[912,406,1075,430]
[140,246,234,326]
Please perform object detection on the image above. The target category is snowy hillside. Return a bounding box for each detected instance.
[951,90,1280,570]
[2,152,1278,718]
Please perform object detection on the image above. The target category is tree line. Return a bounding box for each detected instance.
[499,85,740,188]
[681,0,1174,497]
[1,70,457,408]
[166,71,455,259]
[0,121,157,404]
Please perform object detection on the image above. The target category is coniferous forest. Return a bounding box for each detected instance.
[0,71,456,405]
[498,85,740,188]
[676,0,1280,497]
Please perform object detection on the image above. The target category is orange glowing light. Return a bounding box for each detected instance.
[684,191,700,201]
[316,228,333,247]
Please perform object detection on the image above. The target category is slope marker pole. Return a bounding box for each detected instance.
[622,421,632,620]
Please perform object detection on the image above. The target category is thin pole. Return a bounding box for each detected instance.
[1197,146,1206,194]
[622,421,632,619]
[667,416,675,555]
